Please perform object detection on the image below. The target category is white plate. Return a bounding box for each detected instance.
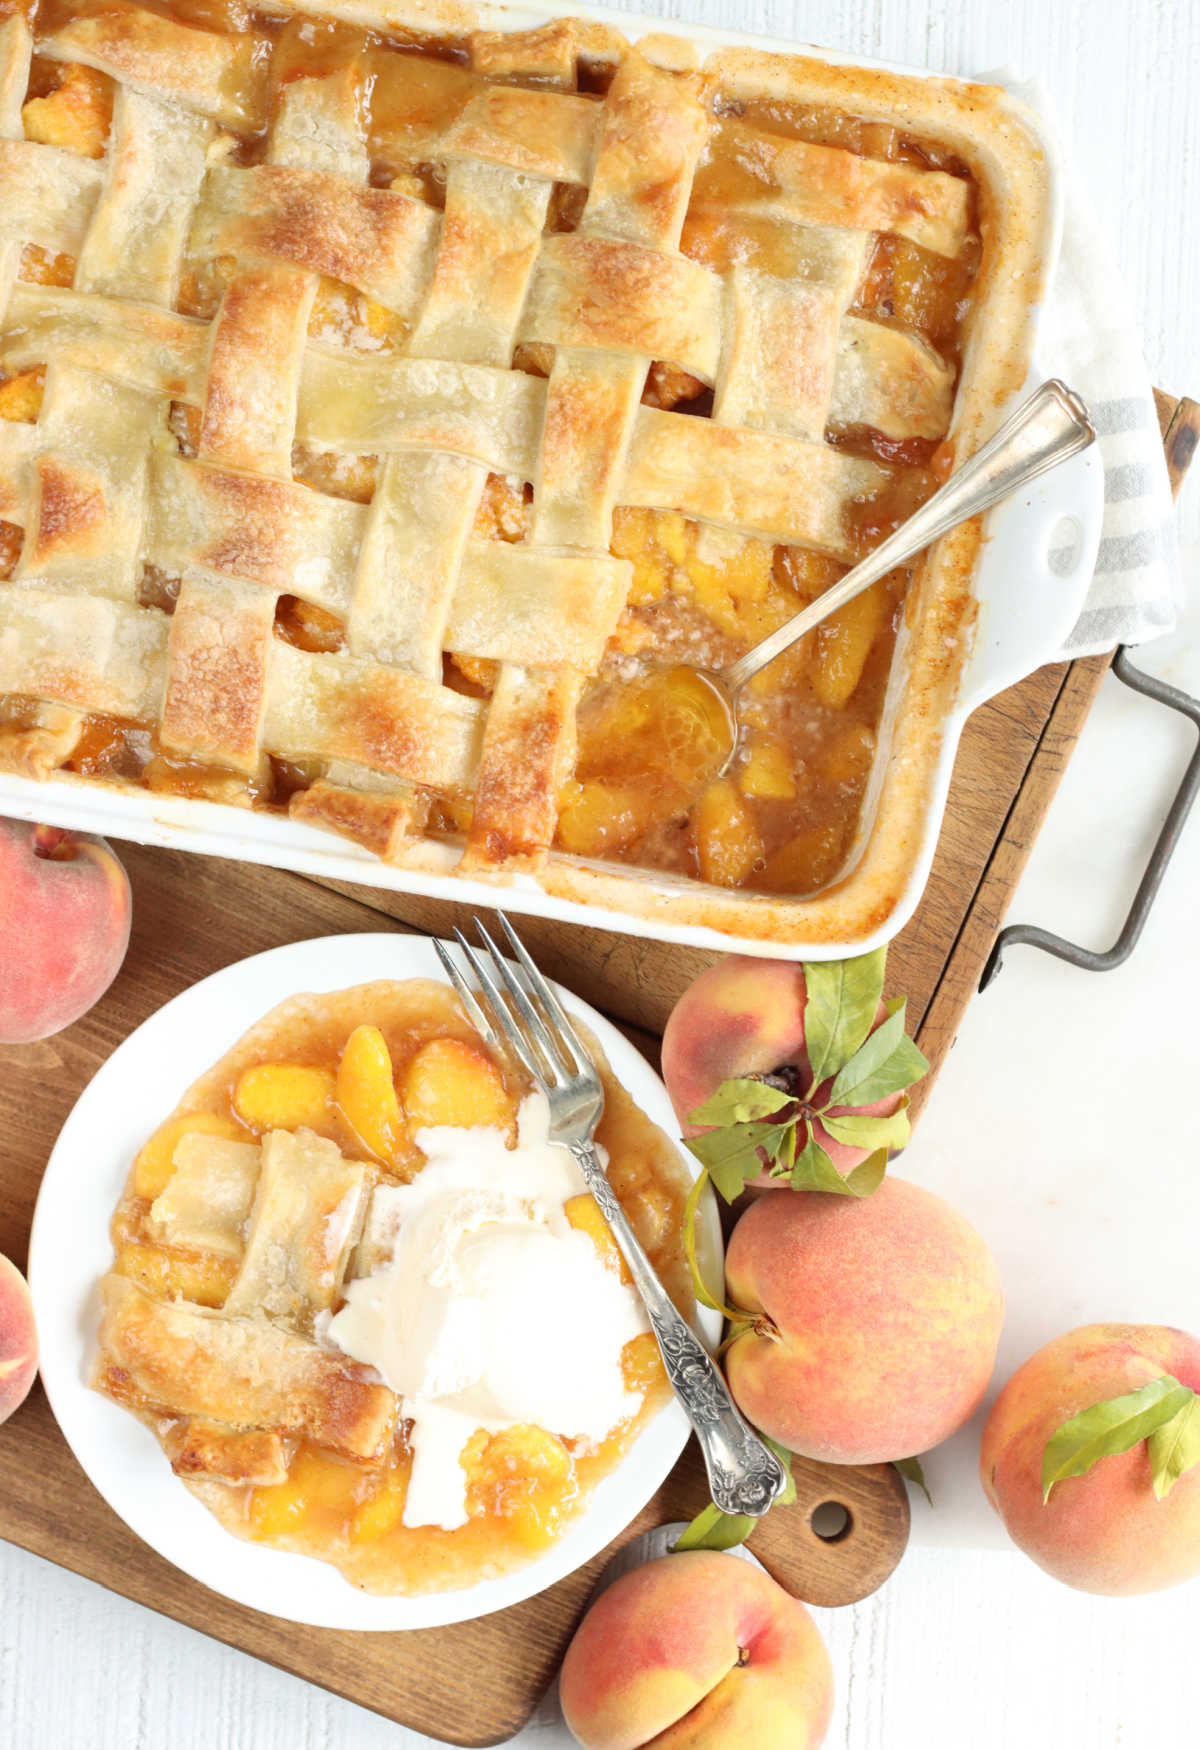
[26,933,723,1631]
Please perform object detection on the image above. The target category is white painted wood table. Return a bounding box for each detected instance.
[3,2,1198,1746]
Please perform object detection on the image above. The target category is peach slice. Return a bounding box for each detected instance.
[233,1063,336,1133]
[464,1425,576,1549]
[352,1474,409,1544]
[336,1024,407,1166]
[114,1242,237,1309]
[565,1192,632,1284]
[21,64,112,158]
[621,1182,675,1255]
[250,1446,368,1539]
[131,1112,245,1201]
[401,1036,514,1133]
[556,780,655,859]
[621,1332,665,1397]
[738,737,797,802]
[810,577,890,709]
[692,779,764,889]
[0,368,45,424]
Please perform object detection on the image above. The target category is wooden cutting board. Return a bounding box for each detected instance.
[0,845,910,1747]
[0,393,1194,1747]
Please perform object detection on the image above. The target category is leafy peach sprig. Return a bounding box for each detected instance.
[682,948,929,1205]
[1042,1377,1200,1502]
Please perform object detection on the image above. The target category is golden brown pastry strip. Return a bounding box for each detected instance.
[94,1274,396,1462]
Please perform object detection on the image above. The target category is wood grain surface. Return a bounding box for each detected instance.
[0,401,1190,1744]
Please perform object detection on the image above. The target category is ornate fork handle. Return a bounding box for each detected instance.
[570,1143,786,1518]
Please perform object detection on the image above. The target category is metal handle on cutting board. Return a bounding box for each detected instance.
[980,392,1200,985]
[980,647,1200,987]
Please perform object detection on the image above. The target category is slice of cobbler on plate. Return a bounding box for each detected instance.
[92,978,694,1594]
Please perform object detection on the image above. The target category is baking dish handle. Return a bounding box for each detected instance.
[979,647,1200,987]
[956,435,1106,718]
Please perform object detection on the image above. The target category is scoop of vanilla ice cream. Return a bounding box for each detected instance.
[327,1093,649,1529]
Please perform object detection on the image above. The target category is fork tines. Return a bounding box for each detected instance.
[431,913,590,1092]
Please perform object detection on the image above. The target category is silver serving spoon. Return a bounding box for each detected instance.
[667,379,1097,782]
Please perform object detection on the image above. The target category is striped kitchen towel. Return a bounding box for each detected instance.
[1011,77,1180,659]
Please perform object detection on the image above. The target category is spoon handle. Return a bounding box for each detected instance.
[721,379,1096,697]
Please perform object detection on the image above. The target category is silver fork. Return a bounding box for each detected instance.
[432,913,787,1521]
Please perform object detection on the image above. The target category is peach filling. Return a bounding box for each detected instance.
[557,508,901,893]
[246,1330,666,1557]
[21,63,113,158]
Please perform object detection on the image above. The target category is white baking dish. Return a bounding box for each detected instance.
[0,3,1103,958]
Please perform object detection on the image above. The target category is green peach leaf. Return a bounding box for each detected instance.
[1147,1392,1200,1499]
[685,1124,767,1203]
[672,1502,756,1552]
[687,1078,794,1130]
[802,949,888,1092]
[687,1119,798,1201]
[826,1002,930,1110]
[745,1121,797,1182]
[680,1168,745,1323]
[1042,1375,1194,1502]
[842,1150,888,1197]
[763,1120,798,1177]
[789,1134,853,1195]
[820,1103,912,1153]
[764,1438,797,1508]
[894,1455,933,1506]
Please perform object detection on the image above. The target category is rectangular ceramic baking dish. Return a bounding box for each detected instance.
[0,0,1104,959]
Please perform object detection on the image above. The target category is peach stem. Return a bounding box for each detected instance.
[31,823,75,860]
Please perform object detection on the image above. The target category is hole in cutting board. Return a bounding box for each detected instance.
[810,1500,852,1542]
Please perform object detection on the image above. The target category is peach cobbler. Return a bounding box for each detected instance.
[0,0,1005,911]
[92,980,693,1593]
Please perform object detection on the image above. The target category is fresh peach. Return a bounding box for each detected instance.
[0,818,131,1042]
[0,1252,38,1424]
[980,1323,1200,1594]
[560,1550,832,1750]
[724,1176,1003,1464]
[662,959,806,1127]
[660,956,901,1178]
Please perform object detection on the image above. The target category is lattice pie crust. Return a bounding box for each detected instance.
[0,3,1054,943]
